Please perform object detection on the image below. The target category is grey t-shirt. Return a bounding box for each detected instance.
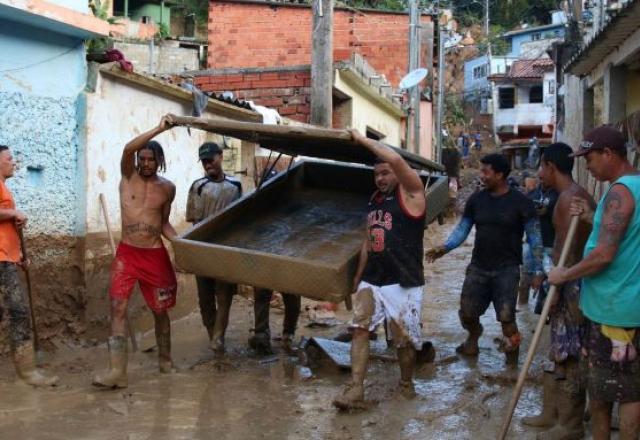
[186,175,242,224]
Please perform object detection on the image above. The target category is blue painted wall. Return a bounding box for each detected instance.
[464,55,489,97]
[505,25,565,57]
[0,18,87,236]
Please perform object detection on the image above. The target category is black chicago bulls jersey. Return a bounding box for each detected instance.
[361,187,425,287]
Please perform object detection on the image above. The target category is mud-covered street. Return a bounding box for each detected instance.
[0,221,571,439]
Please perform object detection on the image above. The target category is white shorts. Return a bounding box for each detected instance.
[350,281,424,350]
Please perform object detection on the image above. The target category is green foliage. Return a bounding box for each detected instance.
[87,0,118,53]
[340,0,405,10]
[157,22,170,39]
[452,0,560,29]
[179,0,209,25]
[445,95,466,129]
[476,24,509,55]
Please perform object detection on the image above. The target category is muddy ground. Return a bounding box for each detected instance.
[0,222,598,440]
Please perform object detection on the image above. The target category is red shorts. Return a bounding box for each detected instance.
[109,242,177,313]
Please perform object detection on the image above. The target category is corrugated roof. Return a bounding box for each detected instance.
[565,0,640,76]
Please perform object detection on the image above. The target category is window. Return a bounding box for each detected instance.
[499,88,515,109]
[548,80,556,94]
[473,64,488,79]
[532,32,542,41]
[529,85,543,103]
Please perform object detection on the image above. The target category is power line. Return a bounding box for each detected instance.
[0,45,81,74]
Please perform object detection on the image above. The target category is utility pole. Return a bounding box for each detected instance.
[485,0,491,59]
[311,0,333,127]
[436,18,446,164]
[408,0,421,155]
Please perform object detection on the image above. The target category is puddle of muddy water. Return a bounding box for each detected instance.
[0,220,592,440]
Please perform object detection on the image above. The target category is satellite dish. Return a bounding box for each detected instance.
[399,68,428,90]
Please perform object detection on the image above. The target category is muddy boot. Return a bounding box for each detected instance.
[155,315,174,374]
[92,336,128,389]
[205,326,214,342]
[13,341,58,387]
[210,336,225,355]
[522,372,558,428]
[248,331,273,356]
[397,346,417,399]
[457,313,482,356]
[333,331,369,410]
[500,326,521,367]
[536,381,585,440]
[281,332,294,354]
[505,346,520,366]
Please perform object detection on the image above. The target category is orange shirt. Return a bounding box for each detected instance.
[0,180,21,263]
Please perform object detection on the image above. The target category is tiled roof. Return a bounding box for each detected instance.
[506,58,554,79]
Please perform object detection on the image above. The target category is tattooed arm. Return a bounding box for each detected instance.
[548,184,634,285]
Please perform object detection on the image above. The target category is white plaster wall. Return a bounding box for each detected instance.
[493,75,555,129]
[494,103,553,127]
[559,74,586,148]
[85,73,238,234]
[334,71,403,147]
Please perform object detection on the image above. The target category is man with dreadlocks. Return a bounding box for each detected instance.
[93,115,179,389]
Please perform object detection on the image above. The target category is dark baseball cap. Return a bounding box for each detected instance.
[571,125,627,157]
[198,142,222,160]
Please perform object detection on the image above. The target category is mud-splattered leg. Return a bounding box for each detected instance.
[155,311,174,373]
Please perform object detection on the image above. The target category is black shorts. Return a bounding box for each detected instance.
[459,263,520,323]
[582,320,640,403]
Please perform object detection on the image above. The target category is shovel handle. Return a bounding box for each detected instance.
[498,215,580,439]
[17,228,39,352]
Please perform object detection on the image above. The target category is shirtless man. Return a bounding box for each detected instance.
[522,143,595,438]
[93,115,178,389]
[333,130,426,410]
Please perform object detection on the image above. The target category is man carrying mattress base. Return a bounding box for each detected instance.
[333,129,426,410]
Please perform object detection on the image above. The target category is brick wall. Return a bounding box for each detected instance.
[208,0,433,87]
[194,67,312,122]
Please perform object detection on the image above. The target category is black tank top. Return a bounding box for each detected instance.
[361,187,425,287]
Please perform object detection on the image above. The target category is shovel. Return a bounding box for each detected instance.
[17,228,40,356]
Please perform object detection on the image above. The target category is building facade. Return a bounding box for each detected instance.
[490,58,556,143]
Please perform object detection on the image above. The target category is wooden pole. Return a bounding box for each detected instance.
[310,0,333,127]
[498,215,580,439]
[17,228,39,352]
[99,193,138,352]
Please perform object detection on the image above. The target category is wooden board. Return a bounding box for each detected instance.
[170,115,444,172]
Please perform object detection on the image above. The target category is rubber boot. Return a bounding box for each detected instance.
[457,312,482,356]
[211,287,233,354]
[205,326,214,342]
[92,336,128,389]
[397,346,417,399]
[522,372,558,427]
[501,322,521,367]
[281,332,294,354]
[155,314,174,374]
[13,341,58,387]
[537,364,585,440]
[248,331,274,356]
[333,331,369,410]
